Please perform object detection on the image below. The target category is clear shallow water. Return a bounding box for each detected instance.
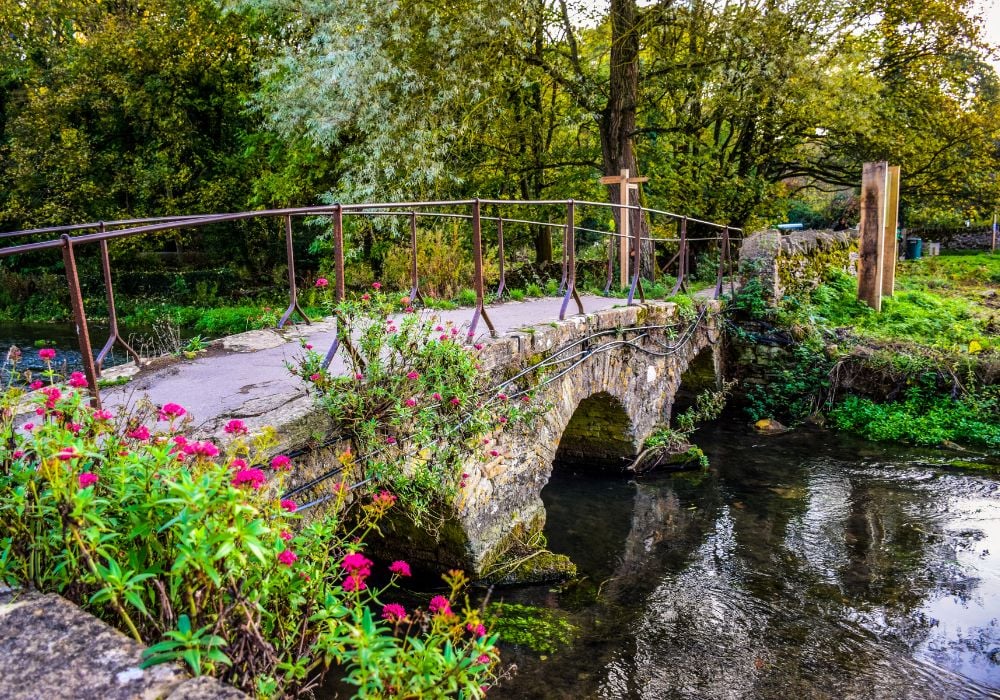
[493,421,1000,699]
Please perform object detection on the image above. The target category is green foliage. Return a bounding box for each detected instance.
[0,359,500,698]
[292,285,541,524]
[642,383,734,470]
[829,387,1000,448]
[744,345,833,423]
[485,602,576,655]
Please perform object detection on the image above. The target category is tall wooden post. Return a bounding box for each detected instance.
[881,165,901,297]
[857,161,887,311]
[599,168,648,289]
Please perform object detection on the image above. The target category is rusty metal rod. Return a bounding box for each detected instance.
[407,212,425,305]
[333,205,345,303]
[61,235,101,409]
[559,200,584,320]
[496,217,506,299]
[278,214,311,328]
[671,217,688,296]
[95,227,141,372]
[467,199,496,340]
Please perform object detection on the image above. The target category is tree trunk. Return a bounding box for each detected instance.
[599,0,654,282]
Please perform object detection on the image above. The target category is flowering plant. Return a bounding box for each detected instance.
[0,352,499,698]
[292,284,540,523]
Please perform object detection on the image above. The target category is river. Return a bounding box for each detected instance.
[492,418,1000,699]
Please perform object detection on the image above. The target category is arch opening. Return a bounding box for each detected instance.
[672,346,719,418]
[553,391,637,473]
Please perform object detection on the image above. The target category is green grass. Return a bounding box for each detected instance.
[792,253,997,353]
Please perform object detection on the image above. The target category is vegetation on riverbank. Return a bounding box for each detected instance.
[0,350,501,698]
[729,252,999,452]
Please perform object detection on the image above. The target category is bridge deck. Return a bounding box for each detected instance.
[102,294,630,432]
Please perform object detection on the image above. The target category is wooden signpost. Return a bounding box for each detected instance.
[857,161,901,311]
[600,168,648,288]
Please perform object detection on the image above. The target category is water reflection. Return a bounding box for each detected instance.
[494,422,1000,699]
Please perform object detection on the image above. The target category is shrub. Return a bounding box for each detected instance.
[292,285,541,525]
[0,349,500,698]
[381,226,497,300]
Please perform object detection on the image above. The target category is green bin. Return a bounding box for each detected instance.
[905,237,922,260]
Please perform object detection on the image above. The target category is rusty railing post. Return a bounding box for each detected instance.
[726,226,736,297]
[603,221,615,296]
[713,226,726,300]
[557,215,569,295]
[671,217,688,296]
[278,214,312,328]
[495,217,506,299]
[333,204,345,303]
[559,200,584,320]
[95,222,141,373]
[467,198,496,340]
[61,234,101,409]
[408,211,426,305]
[626,204,644,305]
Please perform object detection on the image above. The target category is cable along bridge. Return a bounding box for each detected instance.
[1,198,734,575]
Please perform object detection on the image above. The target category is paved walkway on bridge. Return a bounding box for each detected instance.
[103,294,637,433]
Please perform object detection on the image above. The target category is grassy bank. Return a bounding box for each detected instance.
[731,252,999,453]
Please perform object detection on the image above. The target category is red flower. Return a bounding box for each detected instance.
[406,371,420,380]
[489,450,500,457]
[271,455,292,470]
[280,530,293,541]
[38,348,56,361]
[78,472,98,488]
[429,595,452,616]
[128,426,150,441]
[230,458,248,470]
[315,277,329,288]
[404,398,417,407]
[224,419,248,435]
[280,499,297,512]
[361,293,371,301]
[372,282,382,290]
[433,392,442,401]
[68,372,88,388]
[29,380,43,390]
[231,468,266,489]
[277,549,298,566]
[382,603,407,623]
[158,403,187,421]
[389,560,412,577]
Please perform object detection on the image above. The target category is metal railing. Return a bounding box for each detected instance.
[0,198,741,408]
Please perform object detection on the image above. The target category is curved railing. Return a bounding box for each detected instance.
[0,199,740,407]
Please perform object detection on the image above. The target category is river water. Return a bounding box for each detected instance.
[493,419,1000,699]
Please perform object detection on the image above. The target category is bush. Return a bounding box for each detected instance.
[292,285,541,525]
[0,348,500,698]
[381,227,498,300]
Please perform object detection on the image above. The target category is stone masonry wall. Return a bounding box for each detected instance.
[740,228,859,302]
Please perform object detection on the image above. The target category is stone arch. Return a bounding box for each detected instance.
[671,345,721,418]
[553,391,637,472]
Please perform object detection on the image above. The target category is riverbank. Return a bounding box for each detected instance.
[728,251,1000,456]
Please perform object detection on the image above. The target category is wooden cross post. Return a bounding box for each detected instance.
[881,165,901,297]
[600,168,649,288]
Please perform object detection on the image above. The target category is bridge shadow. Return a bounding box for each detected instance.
[553,391,636,473]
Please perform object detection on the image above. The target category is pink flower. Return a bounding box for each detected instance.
[29,380,43,390]
[489,450,500,457]
[315,277,329,288]
[450,397,461,406]
[361,293,371,301]
[230,458,248,470]
[389,560,412,577]
[433,392,442,401]
[68,372,88,388]
[476,654,491,665]
[158,403,187,421]
[224,419,248,435]
[405,306,415,313]
[343,576,364,592]
[439,334,449,341]
[372,282,382,290]
[435,325,444,332]
[12,450,24,459]
[190,441,219,458]
[450,327,459,336]
[342,552,373,591]
[467,623,487,638]
[309,373,321,382]
[23,423,33,432]
[280,530,293,541]
[404,398,417,407]
[280,499,297,512]
[406,371,419,380]
[56,447,78,461]
[374,490,397,506]
[382,603,407,623]
[400,296,411,305]
[388,325,397,333]
[497,393,508,401]
[429,595,452,616]
[78,472,98,488]
[498,416,508,424]
[474,343,483,350]
[38,348,56,361]
[271,455,292,471]
[277,549,298,566]
[354,373,364,380]
[231,468,266,489]
[128,426,151,441]
[305,344,313,350]
[386,436,397,445]
[69,422,83,435]
[93,409,113,421]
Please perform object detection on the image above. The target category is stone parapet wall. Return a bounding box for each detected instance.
[740,228,859,302]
